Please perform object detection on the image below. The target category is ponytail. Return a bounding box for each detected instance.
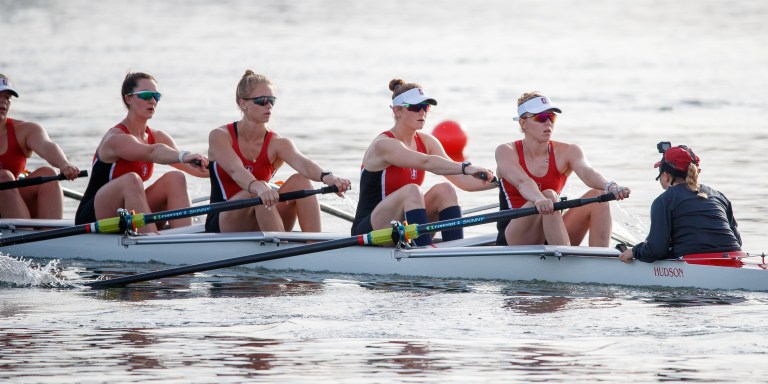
[685,162,707,199]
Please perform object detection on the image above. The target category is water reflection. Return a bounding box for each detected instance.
[367,341,448,374]
[88,273,326,301]
[502,295,573,314]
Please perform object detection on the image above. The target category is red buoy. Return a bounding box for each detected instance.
[432,120,467,161]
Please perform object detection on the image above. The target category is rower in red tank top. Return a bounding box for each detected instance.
[1,73,83,220]
[0,118,27,177]
[495,92,630,247]
[210,122,275,201]
[74,72,209,231]
[351,78,496,246]
[205,70,351,233]
[102,123,156,181]
[380,130,426,195]
[500,140,567,209]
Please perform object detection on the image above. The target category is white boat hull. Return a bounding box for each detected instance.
[2,219,766,291]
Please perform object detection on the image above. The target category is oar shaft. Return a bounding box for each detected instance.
[86,236,361,288]
[139,185,338,226]
[0,224,90,246]
[414,193,617,237]
[0,170,88,191]
[0,185,339,247]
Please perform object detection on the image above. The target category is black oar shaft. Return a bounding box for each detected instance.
[0,170,88,191]
[0,225,90,246]
[0,185,339,247]
[86,236,360,288]
[415,193,617,236]
[141,186,338,226]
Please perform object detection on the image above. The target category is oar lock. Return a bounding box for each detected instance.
[117,208,139,236]
[390,220,412,249]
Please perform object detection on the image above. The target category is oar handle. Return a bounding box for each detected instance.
[278,185,339,201]
[0,170,88,191]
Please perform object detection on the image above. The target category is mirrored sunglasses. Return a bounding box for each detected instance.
[527,112,557,123]
[127,91,162,102]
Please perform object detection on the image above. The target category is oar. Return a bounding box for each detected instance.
[0,170,88,191]
[0,185,339,247]
[86,192,617,288]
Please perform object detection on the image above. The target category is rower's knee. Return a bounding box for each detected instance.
[160,171,188,192]
[542,189,560,202]
[430,182,458,203]
[0,169,14,182]
[34,166,57,178]
[284,173,313,190]
[401,183,425,203]
[118,172,146,194]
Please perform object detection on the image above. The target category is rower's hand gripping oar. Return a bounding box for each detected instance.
[0,170,88,191]
[0,185,340,247]
[86,192,616,288]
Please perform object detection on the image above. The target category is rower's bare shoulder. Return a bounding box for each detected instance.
[150,129,174,143]
[552,141,584,157]
[13,120,44,135]
[495,142,517,156]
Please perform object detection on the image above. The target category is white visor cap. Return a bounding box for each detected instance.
[391,88,437,107]
[0,76,19,98]
[513,96,561,121]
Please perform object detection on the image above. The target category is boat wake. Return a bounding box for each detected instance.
[0,253,69,287]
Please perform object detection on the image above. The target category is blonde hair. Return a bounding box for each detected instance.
[684,162,708,199]
[517,91,545,108]
[516,91,546,132]
[236,70,272,104]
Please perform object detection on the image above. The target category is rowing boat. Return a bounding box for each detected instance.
[2,218,766,291]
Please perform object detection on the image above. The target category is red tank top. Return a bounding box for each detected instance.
[500,140,568,208]
[0,118,28,177]
[93,124,155,182]
[380,131,426,195]
[212,123,276,200]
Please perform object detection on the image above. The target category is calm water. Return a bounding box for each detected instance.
[2,0,768,382]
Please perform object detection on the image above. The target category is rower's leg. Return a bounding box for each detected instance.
[20,166,63,219]
[276,173,319,232]
[94,173,156,233]
[218,190,283,233]
[424,183,463,241]
[564,188,611,247]
[146,171,192,228]
[369,183,424,230]
[504,189,569,246]
[0,169,31,218]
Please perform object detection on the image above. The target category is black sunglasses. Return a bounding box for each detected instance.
[404,103,431,113]
[244,96,276,106]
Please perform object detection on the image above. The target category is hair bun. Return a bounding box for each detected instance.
[389,78,406,92]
